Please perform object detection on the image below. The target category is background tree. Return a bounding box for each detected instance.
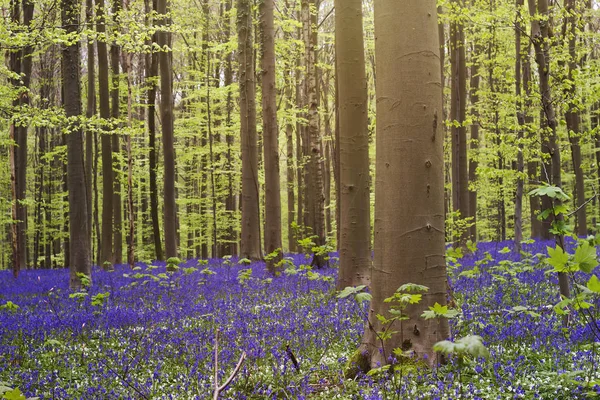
[335,0,371,289]
[237,0,261,260]
[259,0,282,270]
[62,0,92,289]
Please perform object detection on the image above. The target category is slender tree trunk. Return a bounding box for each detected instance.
[97,0,114,265]
[523,42,541,238]
[335,0,371,288]
[515,0,525,247]
[146,0,163,260]
[360,0,448,368]
[237,0,261,260]
[111,0,123,264]
[260,0,283,270]
[62,0,92,289]
[305,0,326,267]
[86,0,96,264]
[450,0,469,244]
[565,0,587,236]
[222,0,237,256]
[528,0,570,300]
[469,44,480,241]
[158,0,177,258]
[285,71,296,253]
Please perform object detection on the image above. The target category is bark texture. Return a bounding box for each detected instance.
[237,0,261,260]
[259,0,283,270]
[335,0,371,289]
[360,0,449,368]
[62,0,92,289]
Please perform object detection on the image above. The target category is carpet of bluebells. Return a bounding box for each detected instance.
[1,240,600,399]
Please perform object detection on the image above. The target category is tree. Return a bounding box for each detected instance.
[528,0,570,299]
[450,0,469,243]
[259,0,283,270]
[158,0,178,258]
[62,0,92,289]
[335,0,371,289]
[98,0,114,265]
[360,0,448,367]
[237,0,261,260]
[145,0,163,261]
[304,0,326,267]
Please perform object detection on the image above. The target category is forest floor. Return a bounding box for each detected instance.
[1,240,600,399]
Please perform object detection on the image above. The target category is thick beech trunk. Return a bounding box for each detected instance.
[360,0,448,368]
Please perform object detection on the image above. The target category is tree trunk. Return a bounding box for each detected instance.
[285,71,296,253]
[62,0,92,289]
[158,0,177,258]
[97,0,114,265]
[565,0,587,236]
[305,0,326,267]
[515,0,525,247]
[111,0,123,264]
[237,0,261,260]
[450,0,469,244]
[528,0,570,300]
[335,0,371,289]
[86,0,95,263]
[469,44,480,241]
[145,0,163,260]
[360,0,448,368]
[260,0,283,270]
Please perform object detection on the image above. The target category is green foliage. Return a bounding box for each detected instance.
[0,302,19,313]
[421,302,460,320]
[433,335,490,359]
[237,268,252,285]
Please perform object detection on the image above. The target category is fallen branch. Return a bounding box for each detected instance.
[212,329,247,400]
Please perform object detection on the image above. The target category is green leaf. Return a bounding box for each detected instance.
[337,285,367,299]
[574,242,598,274]
[355,292,372,303]
[433,335,489,359]
[397,283,429,293]
[587,275,600,293]
[3,388,26,400]
[499,247,511,254]
[547,246,569,272]
[529,185,570,201]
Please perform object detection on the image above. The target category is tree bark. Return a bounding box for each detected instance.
[335,0,371,289]
[97,0,114,265]
[111,0,123,264]
[515,0,525,247]
[145,0,163,260]
[62,0,92,289]
[450,0,469,244]
[259,0,283,270]
[237,0,262,260]
[469,44,480,241]
[565,0,587,236]
[528,0,570,300]
[360,0,448,368]
[158,0,178,258]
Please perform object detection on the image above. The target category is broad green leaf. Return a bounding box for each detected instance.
[397,283,429,293]
[355,292,372,303]
[547,246,569,272]
[499,247,510,254]
[337,285,367,299]
[574,242,598,274]
[587,275,600,293]
[3,388,26,400]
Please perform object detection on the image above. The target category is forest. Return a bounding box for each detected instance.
[1,0,600,398]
